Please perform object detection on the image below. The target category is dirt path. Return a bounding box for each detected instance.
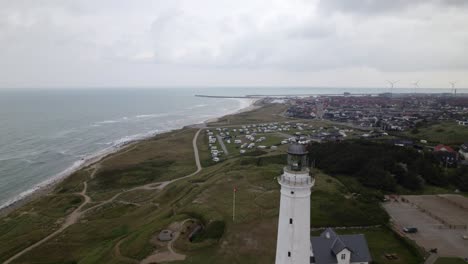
[140,219,193,264]
[4,129,203,264]
[82,129,203,213]
[167,219,193,255]
[113,237,139,264]
[89,164,101,179]
[5,182,92,264]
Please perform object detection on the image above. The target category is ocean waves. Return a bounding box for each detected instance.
[0,89,252,210]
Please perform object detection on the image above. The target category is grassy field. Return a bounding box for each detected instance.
[344,227,424,264]
[401,121,468,145]
[0,128,198,263]
[0,103,424,263]
[435,257,468,264]
[311,172,388,227]
[87,128,198,201]
[0,193,83,261]
[208,103,290,126]
[0,169,93,262]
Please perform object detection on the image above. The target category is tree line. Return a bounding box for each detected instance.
[307,141,468,192]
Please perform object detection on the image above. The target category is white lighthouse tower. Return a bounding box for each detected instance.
[275,144,315,264]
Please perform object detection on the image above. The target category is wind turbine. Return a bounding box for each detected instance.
[411,81,420,94]
[387,80,399,96]
[449,81,457,95]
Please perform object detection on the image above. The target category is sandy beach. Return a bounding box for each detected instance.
[0,143,131,217]
[203,98,260,124]
[0,97,261,217]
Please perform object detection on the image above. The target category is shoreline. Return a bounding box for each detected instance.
[203,98,260,123]
[0,97,261,217]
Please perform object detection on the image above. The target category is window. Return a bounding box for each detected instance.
[341,253,346,260]
[289,218,293,224]
[288,251,291,257]
[291,191,294,195]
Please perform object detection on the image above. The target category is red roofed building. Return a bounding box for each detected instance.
[433,144,458,167]
[434,144,456,153]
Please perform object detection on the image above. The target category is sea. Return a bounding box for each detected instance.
[0,87,465,209]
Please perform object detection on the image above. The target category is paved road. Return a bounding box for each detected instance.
[216,134,229,155]
[424,254,438,264]
[4,129,204,264]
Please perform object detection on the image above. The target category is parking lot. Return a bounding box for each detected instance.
[383,195,468,258]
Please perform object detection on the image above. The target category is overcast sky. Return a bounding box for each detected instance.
[0,0,467,88]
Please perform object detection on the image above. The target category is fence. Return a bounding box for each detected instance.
[407,199,467,230]
[436,195,468,211]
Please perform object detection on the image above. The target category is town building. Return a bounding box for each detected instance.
[434,144,459,167]
[311,228,371,264]
[458,142,468,159]
[457,120,468,126]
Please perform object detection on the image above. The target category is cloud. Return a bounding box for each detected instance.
[318,0,468,15]
[0,0,466,88]
[318,0,424,15]
[137,0,468,73]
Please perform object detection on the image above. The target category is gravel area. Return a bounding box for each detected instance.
[383,195,468,258]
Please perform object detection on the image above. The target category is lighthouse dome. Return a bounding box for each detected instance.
[287,144,308,155]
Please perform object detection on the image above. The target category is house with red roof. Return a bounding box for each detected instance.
[433,144,458,167]
[434,144,455,153]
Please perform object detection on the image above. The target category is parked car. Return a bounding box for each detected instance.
[403,227,418,233]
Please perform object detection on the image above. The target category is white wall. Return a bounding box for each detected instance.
[275,170,314,264]
[459,150,468,159]
[336,248,351,264]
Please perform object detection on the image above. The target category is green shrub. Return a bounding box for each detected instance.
[308,141,448,191]
[192,220,225,242]
[242,150,267,156]
[93,160,174,189]
[240,154,286,167]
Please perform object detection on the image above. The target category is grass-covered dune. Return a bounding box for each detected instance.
[0,104,426,264]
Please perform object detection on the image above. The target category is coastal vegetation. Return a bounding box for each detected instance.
[434,257,468,264]
[208,103,290,126]
[401,121,468,145]
[0,104,428,264]
[308,140,468,192]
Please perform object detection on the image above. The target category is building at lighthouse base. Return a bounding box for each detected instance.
[310,228,371,264]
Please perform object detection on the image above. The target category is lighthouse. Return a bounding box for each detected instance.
[275,144,315,264]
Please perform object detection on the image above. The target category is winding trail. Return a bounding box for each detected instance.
[4,129,203,264]
[140,219,194,264]
[5,182,91,264]
[113,237,139,264]
[167,219,193,256]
